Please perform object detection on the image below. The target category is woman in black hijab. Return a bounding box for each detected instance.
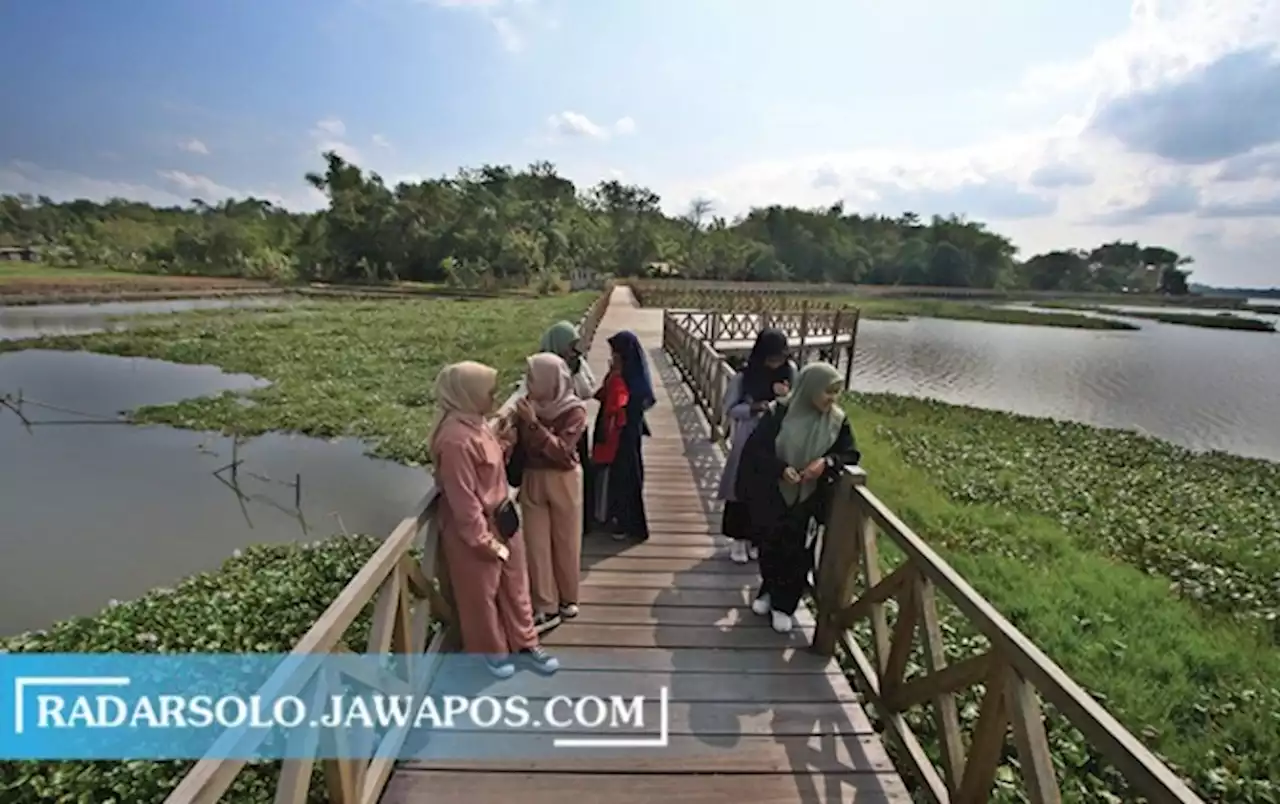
[715,328,796,563]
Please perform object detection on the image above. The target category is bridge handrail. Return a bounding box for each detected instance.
[661,307,1203,804]
[163,285,614,804]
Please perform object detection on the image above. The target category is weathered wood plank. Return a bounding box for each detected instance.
[403,735,895,772]
[542,623,813,650]
[566,603,768,626]
[577,585,752,607]
[383,771,911,803]
[581,570,753,590]
[527,646,841,674]
[582,555,755,574]
[425,667,856,703]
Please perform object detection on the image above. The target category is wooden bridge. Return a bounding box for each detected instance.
[165,285,1204,804]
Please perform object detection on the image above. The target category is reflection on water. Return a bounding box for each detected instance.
[0,350,428,635]
[0,297,292,341]
[850,317,1280,462]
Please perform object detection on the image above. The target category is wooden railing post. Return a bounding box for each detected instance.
[797,301,810,366]
[812,470,869,656]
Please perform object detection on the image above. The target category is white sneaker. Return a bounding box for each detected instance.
[771,610,794,633]
[729,541,749,564]
[750,594,771,616]
[747,545,759,561]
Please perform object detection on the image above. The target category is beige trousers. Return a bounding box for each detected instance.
[519,466,583,615]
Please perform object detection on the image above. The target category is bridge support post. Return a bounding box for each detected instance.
[811,471,868,657]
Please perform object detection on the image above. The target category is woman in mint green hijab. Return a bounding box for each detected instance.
[734,361,860,634]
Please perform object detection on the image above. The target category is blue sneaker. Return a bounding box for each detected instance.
[485,655,516,679]
[519,646,560,675]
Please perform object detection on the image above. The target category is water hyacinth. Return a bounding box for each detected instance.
[844,392,1280,802]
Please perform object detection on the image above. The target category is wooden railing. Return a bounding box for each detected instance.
[164,285,614,804]
[632,280,849,311]
[661,310,1203,804]
[662,308,858,440]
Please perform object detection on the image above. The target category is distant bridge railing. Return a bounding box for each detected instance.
[662,309,1203,804]
[163,285,614,804]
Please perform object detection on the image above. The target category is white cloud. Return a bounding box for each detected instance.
[313,118,346,138]
[545,112,637,142]
[309,118,362,163]
[372,134,392,149]
[420,0,544,53]
[1,160,186,207]
[179,139,210,156]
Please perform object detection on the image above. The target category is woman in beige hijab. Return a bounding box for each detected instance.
[514,353,588,632]
[429,360,559,678]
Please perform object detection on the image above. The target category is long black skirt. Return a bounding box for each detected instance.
[721,500,754,543]
[593,438,649,541]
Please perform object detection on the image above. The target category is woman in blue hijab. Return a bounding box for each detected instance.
[590,330,653,541]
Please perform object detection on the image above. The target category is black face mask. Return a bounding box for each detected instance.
[566,351,583,372]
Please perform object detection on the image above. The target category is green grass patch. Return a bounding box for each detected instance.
[1107,310,1274,332]
[832,298,1139,330]
[0,293,595,464]
[843,394,1279,801]
[0,263,129,281]
[1034,303,1277,332]
[1245,304,1280,315]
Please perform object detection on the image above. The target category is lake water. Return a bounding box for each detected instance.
[849,310,1280,462]
[0,297,292,341]
[0,349,428,635]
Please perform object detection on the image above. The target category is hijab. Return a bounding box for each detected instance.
[539,321,579,359]
[540,320,585,374]
[741,327,792,403]
[776,361,846,505]
[525,353,585,422]
[428,360,498,461]
[608,330,656,410]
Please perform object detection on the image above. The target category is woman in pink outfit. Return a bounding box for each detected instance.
[429,360,560,678]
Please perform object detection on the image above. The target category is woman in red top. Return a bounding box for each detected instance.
[591,331,653,542]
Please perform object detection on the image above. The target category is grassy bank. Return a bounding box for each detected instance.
[846,394,1279,801]
[1246,304,1280,315]
[1121,310,1276,331]
[0,293,595,464]
[1034,302,1277,332]
[1,538,388,804]
[833,297,1139,330]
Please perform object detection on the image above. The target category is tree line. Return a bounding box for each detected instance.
[0,151,1193,294]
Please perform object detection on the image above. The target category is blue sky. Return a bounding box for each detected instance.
[2,0,1279,286]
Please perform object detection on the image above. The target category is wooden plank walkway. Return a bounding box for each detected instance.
[384,287,908,803]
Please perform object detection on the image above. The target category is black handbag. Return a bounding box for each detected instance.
[505,435,526,488]
[493,498,520,542]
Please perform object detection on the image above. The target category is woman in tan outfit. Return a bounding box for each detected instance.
[514,353,588,633]
[430,360,560,678]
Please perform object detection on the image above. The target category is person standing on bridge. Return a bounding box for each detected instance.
[539,320,598,534]
[515,352,589,633]
[591,330,654,542]
[429,361,560,678]
[736,361,859,634]
[717,327,795,564]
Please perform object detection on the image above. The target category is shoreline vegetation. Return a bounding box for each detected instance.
[2,297,1277,802]
[1032,301,1277,332]
[838,297,1139,330]
[0,294,595,465]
